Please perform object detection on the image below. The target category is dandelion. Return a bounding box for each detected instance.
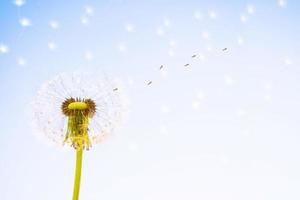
[32,72,125,200]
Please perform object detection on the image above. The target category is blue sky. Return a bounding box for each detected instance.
[1,0,300,199]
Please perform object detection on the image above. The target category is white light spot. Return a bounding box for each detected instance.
[127,78,134,85]
[0,44,9,53]
[14,0,25,7]
[194,11,203,20]
[118,44,127,52]
[169,40,176,47]
[284,57,292,65]
[125,24,135,32]
[240,14,248,23]
[278,0,287,7]
[84,51,93,61]
[163,18,171,27]
[128,142,138,152]
[264,82,273,90]
[196,91,206,100]
[168,49,175,57]
[208,10,217,19]
[19,17,32,27]
[85,5,94,15]
[202,31,210,40]
[49,20,59,29]
[156,27,165,36]
[247,4,255,15]
[80,16,89,25]
[17,57,26,66]
[264,94,272,102]
[160,125,169,135]
[236,109,247,117]
[48,42,57,51]
[161,105,171,113]
[237,36,244,45]
[224,75,234,85]
[192,100,200,110]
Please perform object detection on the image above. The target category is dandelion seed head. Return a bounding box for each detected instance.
[32,72,127,148]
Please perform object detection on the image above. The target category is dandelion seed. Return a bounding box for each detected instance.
[0,44,9,53]
[32,72,126,200]
[49,20,59,29]
[19,17,32,27]
[264,94,272,102]
[14,0,25,6]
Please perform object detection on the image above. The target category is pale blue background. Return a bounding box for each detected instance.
[1,0,300,199]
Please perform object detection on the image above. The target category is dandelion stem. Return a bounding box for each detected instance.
[72,149,83,200]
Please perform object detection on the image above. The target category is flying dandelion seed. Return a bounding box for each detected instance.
[80,15,90,25]
[48,42,58,51]
[32,72,126,200]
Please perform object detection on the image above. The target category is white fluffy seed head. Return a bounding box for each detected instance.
[31,72,128,148]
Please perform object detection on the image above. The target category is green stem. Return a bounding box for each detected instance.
[72,149,83,200]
